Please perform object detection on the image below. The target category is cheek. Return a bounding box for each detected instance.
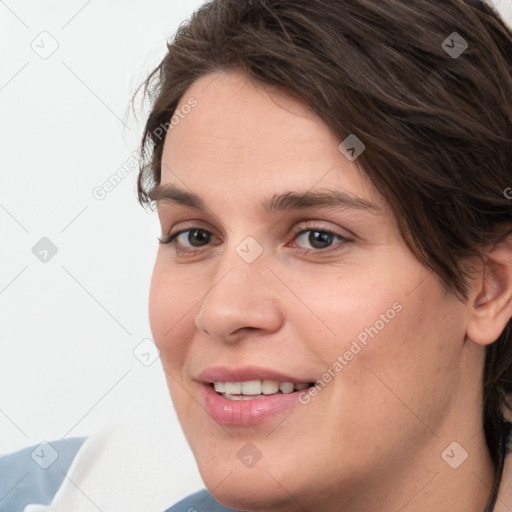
[148,260,198,369]
[148,261,204,427]
[330,276,465,443]
[287,260,465,429]
[281,259,407,362]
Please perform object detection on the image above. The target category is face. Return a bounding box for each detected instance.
[149,70,476,511]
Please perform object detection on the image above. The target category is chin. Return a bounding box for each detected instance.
[199,471,294,512]
[192,440,325,512]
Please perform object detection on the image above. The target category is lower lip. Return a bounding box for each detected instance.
[201,383,306,426]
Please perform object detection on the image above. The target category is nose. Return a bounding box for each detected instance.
[194,251,284,343]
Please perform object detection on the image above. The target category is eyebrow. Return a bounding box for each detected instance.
[148,183,383,215]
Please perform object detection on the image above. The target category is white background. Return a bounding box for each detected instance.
[0,0,207,505]
[0,0,511,504]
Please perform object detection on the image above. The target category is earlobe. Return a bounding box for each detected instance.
[466,235,512,346]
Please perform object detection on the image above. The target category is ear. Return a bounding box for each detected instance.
[466,233,512,346]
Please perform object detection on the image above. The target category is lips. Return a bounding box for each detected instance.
[196,365,313,385]
[196,366,316,426]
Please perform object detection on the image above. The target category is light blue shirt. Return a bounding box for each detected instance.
[0,438,87,511]
[0,438,238,511]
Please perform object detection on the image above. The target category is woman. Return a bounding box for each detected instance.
[137,0,512,511]
[1,1,511,511]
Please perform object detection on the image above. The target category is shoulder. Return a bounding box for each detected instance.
[163,489,241,512]
[0,437,87,512]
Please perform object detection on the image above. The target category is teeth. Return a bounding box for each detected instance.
[241,380,262,395]
[223,394,260,401]
[279,382,295,394]
[212,380,310,396]
[262,380,280,394]
[213,382,225,393]
[224,382,242,394]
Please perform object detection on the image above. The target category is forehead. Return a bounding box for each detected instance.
[159,70,387,214]
[168,70,334,158]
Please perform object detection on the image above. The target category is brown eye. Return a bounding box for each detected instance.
[158,228,216,253]
[304,230,335,249]
[292,227,351,253]
[183,229,211,247]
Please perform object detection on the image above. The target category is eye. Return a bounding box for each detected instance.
[290,223,352,254]
[158,222,352,256]
[158,228,215,254]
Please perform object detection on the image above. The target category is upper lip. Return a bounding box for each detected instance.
[196,366,313,384]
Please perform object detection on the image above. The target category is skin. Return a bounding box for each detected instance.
[148,69,512,512]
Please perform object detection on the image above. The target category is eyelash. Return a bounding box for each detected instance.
[157,223,352,257]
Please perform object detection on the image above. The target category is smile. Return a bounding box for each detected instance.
[213,380,313,400]
[197,366,317,425]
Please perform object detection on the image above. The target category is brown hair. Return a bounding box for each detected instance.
[135,0,512,465]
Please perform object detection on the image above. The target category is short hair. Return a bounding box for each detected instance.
[135,0,512,465]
